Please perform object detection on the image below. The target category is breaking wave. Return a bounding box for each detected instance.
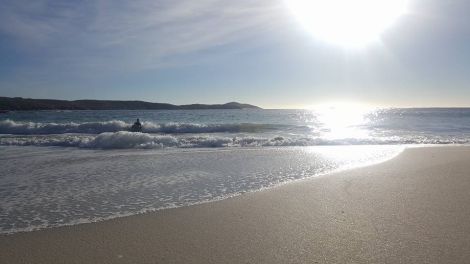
[0,120,282,135]
[0,131,468,149]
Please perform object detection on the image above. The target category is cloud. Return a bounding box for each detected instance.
[0,0,286,70]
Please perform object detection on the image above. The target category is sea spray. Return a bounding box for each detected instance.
[0,120,283,135]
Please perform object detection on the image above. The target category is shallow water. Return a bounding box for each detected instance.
[0,145,402,234]
[1,108,469,234]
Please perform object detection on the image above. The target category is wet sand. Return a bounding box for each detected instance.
[1,146,470,263]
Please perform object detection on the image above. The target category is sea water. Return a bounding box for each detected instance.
[1,108,470,234]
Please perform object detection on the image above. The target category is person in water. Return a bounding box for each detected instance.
[131,118,143,132]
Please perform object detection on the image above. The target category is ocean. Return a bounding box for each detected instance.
[1,108,469,234]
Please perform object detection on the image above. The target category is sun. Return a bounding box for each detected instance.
[284,0,409,47]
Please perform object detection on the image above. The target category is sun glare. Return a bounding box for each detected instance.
[284,0,409,47]
[311,103,374,140]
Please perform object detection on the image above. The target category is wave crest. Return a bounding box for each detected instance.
[1,131,468,149]
[0,120,279,135]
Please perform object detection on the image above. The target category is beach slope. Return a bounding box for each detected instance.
[1,146,470,263]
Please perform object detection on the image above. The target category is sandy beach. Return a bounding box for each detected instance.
[1,146,470,263]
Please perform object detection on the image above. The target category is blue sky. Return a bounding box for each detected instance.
[1,0,470,108]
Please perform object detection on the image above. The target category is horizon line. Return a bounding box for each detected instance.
[2,96,470,110]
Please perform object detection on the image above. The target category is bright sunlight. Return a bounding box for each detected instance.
[311,103,374,140]
[284,0,409,47]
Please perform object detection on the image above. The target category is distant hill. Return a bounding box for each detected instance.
[0,97,261,111]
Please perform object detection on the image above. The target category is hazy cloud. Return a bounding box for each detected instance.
[0,0,285,70]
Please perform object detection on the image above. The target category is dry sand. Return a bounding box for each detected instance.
[1,146,470,263]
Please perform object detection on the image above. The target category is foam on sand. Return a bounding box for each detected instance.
[0,145,403,234]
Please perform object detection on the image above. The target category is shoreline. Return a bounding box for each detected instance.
[0,144,404,236]
[2,146,470,263]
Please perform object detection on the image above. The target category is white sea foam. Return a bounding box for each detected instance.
[0,145,403,234]
[0,120,279,135]
[0,131,468,149]
[2,108,470,234]
[0,119,129,134]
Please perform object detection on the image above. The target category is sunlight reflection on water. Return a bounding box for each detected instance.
[311,104,374,140]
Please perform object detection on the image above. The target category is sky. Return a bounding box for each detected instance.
[1,0,470,108]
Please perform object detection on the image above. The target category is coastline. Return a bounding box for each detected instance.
[1,146,470,263]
